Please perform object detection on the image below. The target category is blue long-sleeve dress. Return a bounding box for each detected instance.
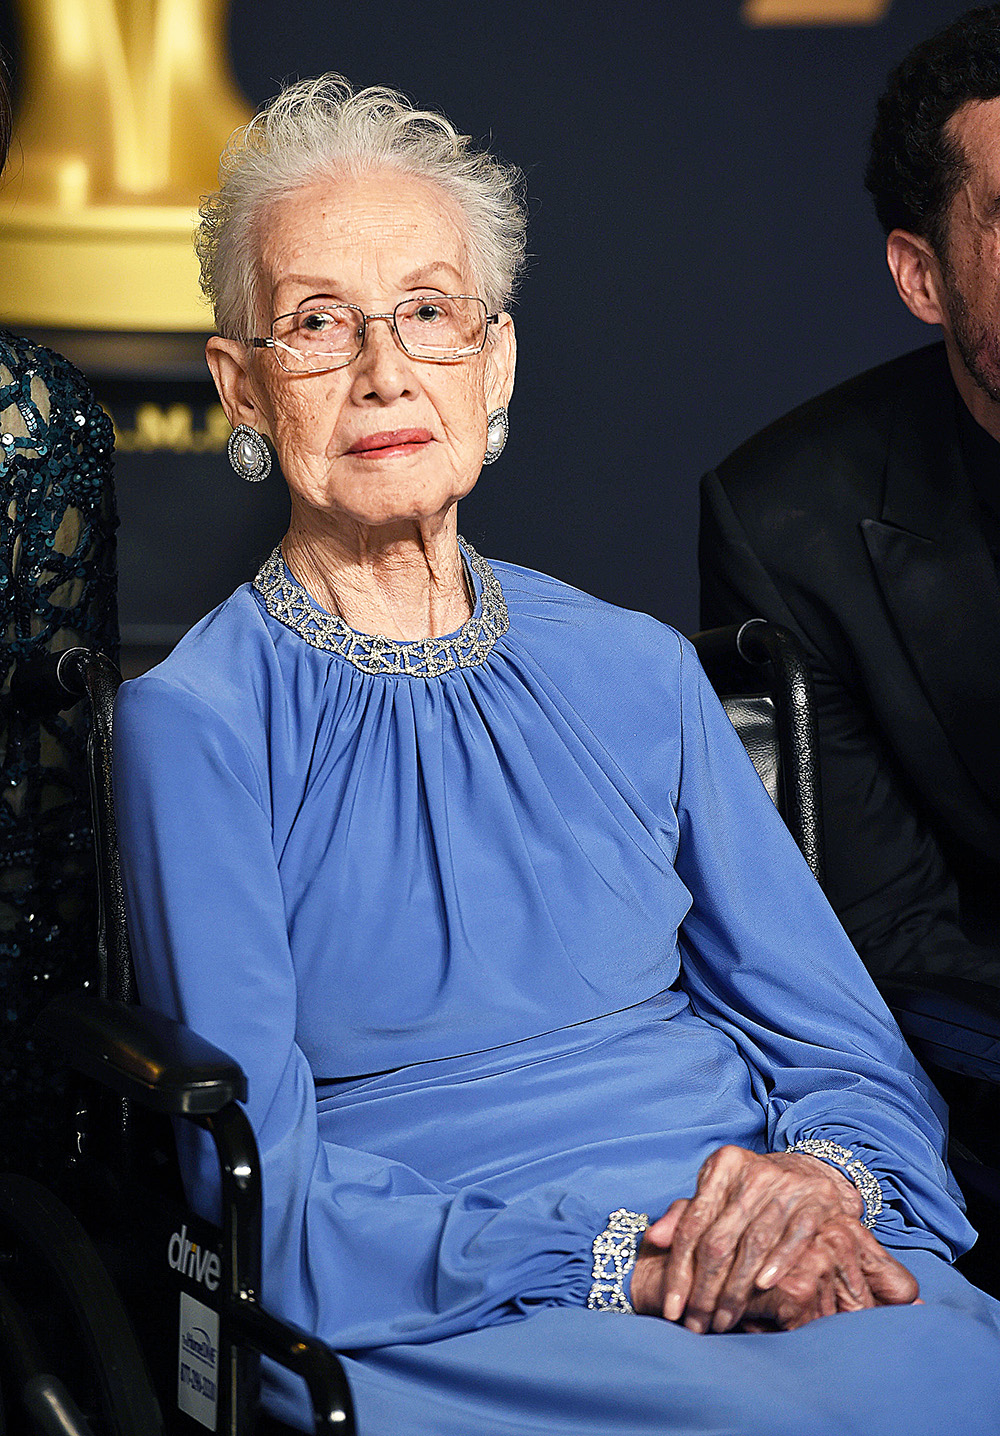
[113,541,1000,1435]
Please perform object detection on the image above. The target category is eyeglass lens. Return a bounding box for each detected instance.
[271,297,488,371]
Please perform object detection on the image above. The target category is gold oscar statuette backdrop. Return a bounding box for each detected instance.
[743,0,891,22]
[0,0,253,332]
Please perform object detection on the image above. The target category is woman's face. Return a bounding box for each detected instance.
[209,169,515,537]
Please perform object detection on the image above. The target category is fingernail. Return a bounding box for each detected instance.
[664,1292,684,1322]
[684,1315,706,1334]
[712,1308,735,1333]
[757,1264,778,1288]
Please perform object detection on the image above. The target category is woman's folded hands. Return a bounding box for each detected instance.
[629,1145,920,1333]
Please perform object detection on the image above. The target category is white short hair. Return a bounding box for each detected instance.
[197,74,528,340]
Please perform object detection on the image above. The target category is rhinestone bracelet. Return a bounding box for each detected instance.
[586,1208,649,1313]
[785,1138,884,1229]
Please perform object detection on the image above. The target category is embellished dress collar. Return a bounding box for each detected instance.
[253,538,509,678]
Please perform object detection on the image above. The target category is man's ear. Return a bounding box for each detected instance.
[886,228,949,327]
[484,314,516,410]
[206,337,273,437]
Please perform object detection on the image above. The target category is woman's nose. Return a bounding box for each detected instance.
[352,314,412,398]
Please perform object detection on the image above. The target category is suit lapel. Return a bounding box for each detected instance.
[861,373,1000,810]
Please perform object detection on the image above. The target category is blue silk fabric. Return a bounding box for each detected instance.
[113,553,1000,1433]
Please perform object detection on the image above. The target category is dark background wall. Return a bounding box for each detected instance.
[0,0,976,642]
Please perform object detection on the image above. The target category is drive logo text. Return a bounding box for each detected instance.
[168,1225,222,1292]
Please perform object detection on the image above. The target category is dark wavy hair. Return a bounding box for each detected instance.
[0,56,11,175]
[865,5,1000,257]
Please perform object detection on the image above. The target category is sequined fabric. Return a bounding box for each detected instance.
[0,332,118,1175]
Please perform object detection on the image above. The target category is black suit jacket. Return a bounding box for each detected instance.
[700,342,1000,987]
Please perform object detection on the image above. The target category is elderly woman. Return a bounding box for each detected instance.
[114,76,1000,1435]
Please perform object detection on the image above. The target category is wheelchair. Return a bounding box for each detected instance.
[3,624,999,1432]
[2,647,354,1435]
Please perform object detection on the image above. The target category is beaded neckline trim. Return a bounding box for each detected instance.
[253,538,509,677]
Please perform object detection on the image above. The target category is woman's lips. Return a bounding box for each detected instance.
[346,428,434,457]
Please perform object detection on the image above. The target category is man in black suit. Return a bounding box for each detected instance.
[700,7,1000,992]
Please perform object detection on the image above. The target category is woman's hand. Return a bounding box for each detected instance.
[629,1145,918,1333]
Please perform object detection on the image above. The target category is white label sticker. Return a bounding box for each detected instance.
[178,1291,219,1430]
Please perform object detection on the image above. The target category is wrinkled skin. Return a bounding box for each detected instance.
[630,1146,920,1333]
[207,168,516,640]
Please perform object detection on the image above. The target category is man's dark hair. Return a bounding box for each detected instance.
[865,6,1000,257]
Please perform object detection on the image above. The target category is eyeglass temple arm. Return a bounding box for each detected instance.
[252,336,304,359]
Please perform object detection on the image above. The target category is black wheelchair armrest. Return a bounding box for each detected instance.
[233,1302,356,1435]
[37,991,248,1115]
[879,975,1000,1084]
[36,995,356,1432]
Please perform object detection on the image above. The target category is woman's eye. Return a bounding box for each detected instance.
[301,311,333,332]
[415,303,445,323]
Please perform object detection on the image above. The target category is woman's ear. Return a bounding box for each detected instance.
[206,337,273,437]
[484,313,516,410]
[886,229,949,327]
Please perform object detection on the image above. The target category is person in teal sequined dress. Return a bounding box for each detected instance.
[0,64,118,1174]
